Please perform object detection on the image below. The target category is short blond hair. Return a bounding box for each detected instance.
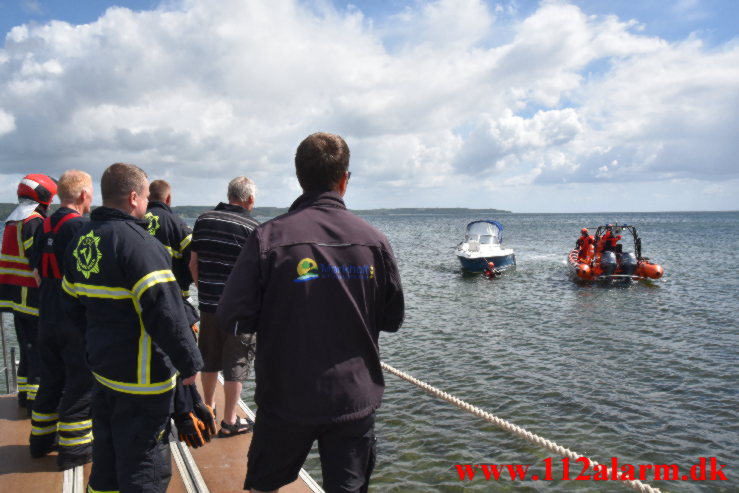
[58,170,92,203]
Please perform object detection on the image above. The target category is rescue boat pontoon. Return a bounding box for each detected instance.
[456,220,516,273]
[568,224,663,282]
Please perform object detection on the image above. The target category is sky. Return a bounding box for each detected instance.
[1,0,738,212]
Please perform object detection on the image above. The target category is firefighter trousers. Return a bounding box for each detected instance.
[13,313,40,407]
[88,384,173,493]
[30,320,92,468]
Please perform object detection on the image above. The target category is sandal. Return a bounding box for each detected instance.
[217,416,253,437]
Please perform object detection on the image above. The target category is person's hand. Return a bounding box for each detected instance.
[181,374,197,385]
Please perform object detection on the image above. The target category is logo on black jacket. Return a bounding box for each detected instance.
[73,230,103,279]
[144,212,160,236]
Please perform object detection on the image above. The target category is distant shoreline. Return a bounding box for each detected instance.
[2,203,737,218]
[0,203,510,218]
[171,206,512,218]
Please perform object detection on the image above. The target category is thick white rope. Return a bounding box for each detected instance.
[381,362,665,493]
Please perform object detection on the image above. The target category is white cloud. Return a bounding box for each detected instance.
[0,0,737,211]
[0,109,16,136]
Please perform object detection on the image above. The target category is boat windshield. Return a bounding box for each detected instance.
[465,221,503,245]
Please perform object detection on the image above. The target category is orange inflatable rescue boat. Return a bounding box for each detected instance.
[567,224,664,282]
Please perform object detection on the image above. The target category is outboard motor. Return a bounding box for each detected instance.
[600,251,617,276]
[620,252,637,276]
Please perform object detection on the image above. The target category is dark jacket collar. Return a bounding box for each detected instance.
[91,206,148,229]
[215,202,250,215]
[54,206,78,216]
[288,191,346,213]
[147,201,171,213]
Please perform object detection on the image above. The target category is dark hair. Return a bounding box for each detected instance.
[295,132,350,192]
[101,162,147,207]
[149,179,171,202]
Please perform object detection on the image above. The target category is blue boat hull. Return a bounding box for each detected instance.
[457,253,516,273]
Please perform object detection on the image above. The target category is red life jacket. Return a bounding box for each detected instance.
[0,213,43,287]
[40,211,81,279]
[577,234,594,249]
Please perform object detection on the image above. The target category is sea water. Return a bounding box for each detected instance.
[2,211,737,492]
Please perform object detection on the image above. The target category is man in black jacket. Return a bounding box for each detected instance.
[145,179,193,299]
[218,132,404,493]
[29,170,94,469]
[62,163,203,493]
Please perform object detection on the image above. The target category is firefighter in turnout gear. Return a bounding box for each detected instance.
[144,180,194,301]
[27,170,94,468]
[0,174,57,410]
[145,179,217,447]
[62,163,203,493]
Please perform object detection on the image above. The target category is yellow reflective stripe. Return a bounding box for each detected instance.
[163,245,182,259]
[92,372,177,395]
[25,383,39,391]
[32,411,59,422]
[59,431,93,446]
[17,376,27,383]
[0,267,35,277]
[62,276,78,297]
[23,236,34,250]
[3,298,38,316]
[70,283,132,300]
[0,253,29,264]
[31,424,57,435]
[58,419,92,431]
[136,302,151,385]
[87,485,119,493]
[179,234,192,251]
[181,289,190,298]
[131,270,176,300]
[14,304,39,316]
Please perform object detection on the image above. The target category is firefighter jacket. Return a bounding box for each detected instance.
[218,191,404,425]
[145,201,193,297]
[62,207,203,395]
[0,211,44,316]
[29,207,88,334]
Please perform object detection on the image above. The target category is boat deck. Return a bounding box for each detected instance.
[0,377,321,492]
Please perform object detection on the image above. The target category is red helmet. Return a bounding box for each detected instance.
[17,174,57,205]
[488,262,495,268]
[581,228,588,234]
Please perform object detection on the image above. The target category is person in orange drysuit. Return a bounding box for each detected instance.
[600,224,622,253]
[482,261,500,279]
[575,228,594,261]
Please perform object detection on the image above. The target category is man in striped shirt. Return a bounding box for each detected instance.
[189,176,259,436]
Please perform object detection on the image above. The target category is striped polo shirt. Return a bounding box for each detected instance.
[191,202,260,312]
